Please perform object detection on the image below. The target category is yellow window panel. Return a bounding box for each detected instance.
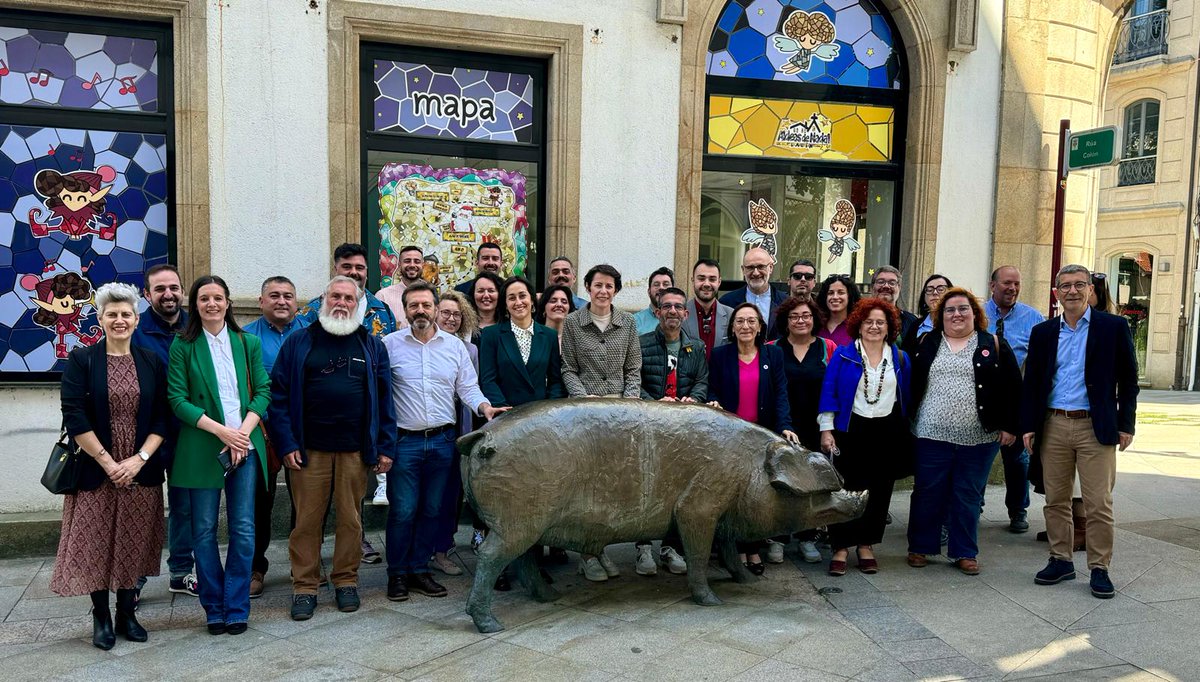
[707,95,895,163]
[709,115,742,149]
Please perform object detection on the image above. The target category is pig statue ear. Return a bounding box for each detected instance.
[765,442,844,496]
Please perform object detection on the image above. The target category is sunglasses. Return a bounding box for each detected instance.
[790,272,816,281]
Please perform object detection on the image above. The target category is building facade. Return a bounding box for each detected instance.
[0,0,1177,514]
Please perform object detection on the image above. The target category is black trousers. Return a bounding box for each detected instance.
[827,409,905,551]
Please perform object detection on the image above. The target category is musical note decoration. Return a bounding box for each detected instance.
[28,69,52,87]
[118,76,137,95]
[80,73,102,90]
[0,59,9,77]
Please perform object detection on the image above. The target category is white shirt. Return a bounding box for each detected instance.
[203,325,243,429]
[817,348,898,430]
[382,326,489,430]
[747,287,772,323]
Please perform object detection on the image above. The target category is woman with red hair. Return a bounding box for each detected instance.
[818,298,912,576]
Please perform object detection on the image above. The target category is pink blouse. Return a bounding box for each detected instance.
[736,354,759,423]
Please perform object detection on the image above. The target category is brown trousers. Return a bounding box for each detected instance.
[1040,414,1117,569]
[289,450,368,593]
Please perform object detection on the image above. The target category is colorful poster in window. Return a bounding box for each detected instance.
[0,125,169,374]
[372,60,534,142]
[708,95,893,162]
[377,164,527,290]
[706,0,901,89]
[0,26,159,111]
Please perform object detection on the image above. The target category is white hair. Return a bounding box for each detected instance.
[325,275,362,300]
[95,282,141,316]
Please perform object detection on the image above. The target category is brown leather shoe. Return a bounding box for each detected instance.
[405,573,448,598]
[956,558,980,575]
[249,571,265,598]
[907,553,928,568]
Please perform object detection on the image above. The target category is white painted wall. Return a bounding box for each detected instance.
[1,387,63,512]
[934,0,1005,297]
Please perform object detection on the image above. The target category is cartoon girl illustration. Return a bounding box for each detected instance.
[22,271,102,358]
[774,10,840,75]
[741,198,780,256]
[28,166,120,241]
[819,199,862,264]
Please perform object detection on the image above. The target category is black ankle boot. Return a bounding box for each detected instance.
[90,590,115,650]
[115,589,147,642]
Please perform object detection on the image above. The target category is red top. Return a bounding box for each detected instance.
[693,301,717,361]
[736,353,759,423]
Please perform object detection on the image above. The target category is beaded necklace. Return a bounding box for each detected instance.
[857,340,889,405]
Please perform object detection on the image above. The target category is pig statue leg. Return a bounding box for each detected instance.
[717,537,754,584]
[513,547,560,603]
[675,513,722,606]
[466,529,527,633]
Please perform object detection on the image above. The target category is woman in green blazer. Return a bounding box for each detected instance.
[167,275,270,636]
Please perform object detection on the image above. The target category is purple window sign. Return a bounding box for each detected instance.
[372,60,534,143]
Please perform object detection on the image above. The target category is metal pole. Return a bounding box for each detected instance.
[1050,119,1070,314]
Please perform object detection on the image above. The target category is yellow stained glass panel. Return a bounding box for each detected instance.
[707,95,894,163]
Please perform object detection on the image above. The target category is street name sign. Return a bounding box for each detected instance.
[1067,126,1120,170]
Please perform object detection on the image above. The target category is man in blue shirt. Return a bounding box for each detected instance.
[244,275,310,597]
[985,266,1045,533]
[131,264,197,599]
[548,256,588,308]
[633,266,674,335]
[1022,264,1139,600]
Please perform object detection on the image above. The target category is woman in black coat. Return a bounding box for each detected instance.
[53,282,168,650]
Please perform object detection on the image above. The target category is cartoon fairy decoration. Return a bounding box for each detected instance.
[742,198,780,257]
[28,166,121,241]
[774,10,840,75]
[22,271,102,359]
[819,199,861,264]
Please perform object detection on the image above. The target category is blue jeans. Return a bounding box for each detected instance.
[908,438,999,559]
[166,484,195,578]
[999,439,1030,515]
[188,455,258,626]
[386,430,455,576]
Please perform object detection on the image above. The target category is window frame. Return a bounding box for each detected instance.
[1118,98,1159,187]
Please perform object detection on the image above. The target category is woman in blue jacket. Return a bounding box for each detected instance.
[709,302,799,574]
[818,298,911,577]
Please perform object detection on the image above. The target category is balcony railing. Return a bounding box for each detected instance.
[1112,9,1170,65]
[1117,156,1157,186]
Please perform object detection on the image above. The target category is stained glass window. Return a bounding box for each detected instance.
[706,0,902,89]
[708,95,893,162]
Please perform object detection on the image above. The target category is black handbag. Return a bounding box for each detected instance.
[41,428,83,495]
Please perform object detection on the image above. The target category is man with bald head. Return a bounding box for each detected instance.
[719,247,788,332]
[986,265,1045,534]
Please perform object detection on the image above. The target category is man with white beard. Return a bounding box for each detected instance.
[267,276,397,621]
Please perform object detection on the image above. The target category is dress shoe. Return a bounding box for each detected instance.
[225,622,248,635]
[744,560,766,576]
[207,622,227,635]
[249,571,265,598]
[405,573,448,598]
[1035,558,1076,585]
[387,576,409,602]
[956,558,980,575]
[1090,568,1115,599]
[907,553,928,568]
[92,608,115,650]
[115,589,147,642]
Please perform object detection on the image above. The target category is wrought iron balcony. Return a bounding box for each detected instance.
[1117,156,1157,186]
[1112,9,1170,65]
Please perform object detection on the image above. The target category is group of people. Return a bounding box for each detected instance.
[51,240,1139,651]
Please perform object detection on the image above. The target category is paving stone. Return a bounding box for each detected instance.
[190,636,386,681]
[574,575,690,622]
[878,637,961,663]
[0,620,44,645]
[631,638,763,682]
[1065,594,1170,631]
[0,559,42,588]
[6,595,91,622]
[700,602,836,657]
[496,608,623,653]
[63,624,274,679]
[330,613,486,674]
[728,658,848,681]
[1070,618,1200,681]
[399,639,614,681]
[1119,560,1200,604]
[773,621,890,678]
[839,606,936,643]
[1005,633,1129,680]
[901,655,996,679]
[1006,664,1168,681]
[630,599,760,637]
[0,639,113,680]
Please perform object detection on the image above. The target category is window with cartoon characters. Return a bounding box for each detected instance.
[0,12,172,379]
[361,45,545,292]
[702,0,906,290]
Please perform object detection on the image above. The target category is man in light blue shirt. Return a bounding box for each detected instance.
[984,265,1046,532]
[633,266,675,335]
[1047,305,1091,411]
[548,256,588,309]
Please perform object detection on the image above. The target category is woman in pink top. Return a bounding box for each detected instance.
[708,303,799,575]
[815,274,861,347]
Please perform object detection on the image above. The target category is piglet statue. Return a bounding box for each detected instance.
[457,399,867,633]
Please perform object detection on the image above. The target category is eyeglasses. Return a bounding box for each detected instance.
[659,303,686,311]
[861,320,888,328]
[873,279,899,288]
[788,313,814,322]
[733,318,760,327]
[943,305,972,317]
[743,264,771,272]
[437,310,462,320]
[1056,281,1089,292]
[924,285,948,295]
[789,272,816,281]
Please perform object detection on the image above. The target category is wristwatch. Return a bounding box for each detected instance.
[136,450,150,462]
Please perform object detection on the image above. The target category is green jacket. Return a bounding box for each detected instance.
[167,330,271,489]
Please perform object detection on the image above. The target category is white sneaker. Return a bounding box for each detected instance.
[798,540,821,563]
[659,547,687,575]
[635,545,658,576]
[372,483,388,505]
[579,557,608,582]
[765,539,786,564]
[598,550,620,578]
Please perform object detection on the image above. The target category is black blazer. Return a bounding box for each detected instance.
[910,330,1021,434]
[708,343,794,434]
[59,343,169,491]
[718,285,789,332]
[1021,309,1139,447]
[478,320,566,407]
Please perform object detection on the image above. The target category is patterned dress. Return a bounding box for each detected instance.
[51,354,165,596]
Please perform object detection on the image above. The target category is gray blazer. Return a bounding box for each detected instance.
[560,305,642,398]
[682,299,733,350]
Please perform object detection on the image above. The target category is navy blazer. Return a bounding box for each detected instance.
[718,285,789,332]
[59,343,169,491]
[1021,309,1139,449]
[478,320,566,407]
[708,343,794,434]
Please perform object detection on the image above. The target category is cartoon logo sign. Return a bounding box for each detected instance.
[775,113,833,151]
[774,11,841,76]
[819,199,861,264]
[28,166,121,241]
[21,271,101,358]
[742,198,779,257]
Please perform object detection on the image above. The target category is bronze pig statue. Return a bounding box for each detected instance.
[457,398,867,633]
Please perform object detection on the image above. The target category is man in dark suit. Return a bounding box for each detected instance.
[1021,264,1138,600]
[718,247,788,331]
[683,259,732,360]
[453,243,505,298]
